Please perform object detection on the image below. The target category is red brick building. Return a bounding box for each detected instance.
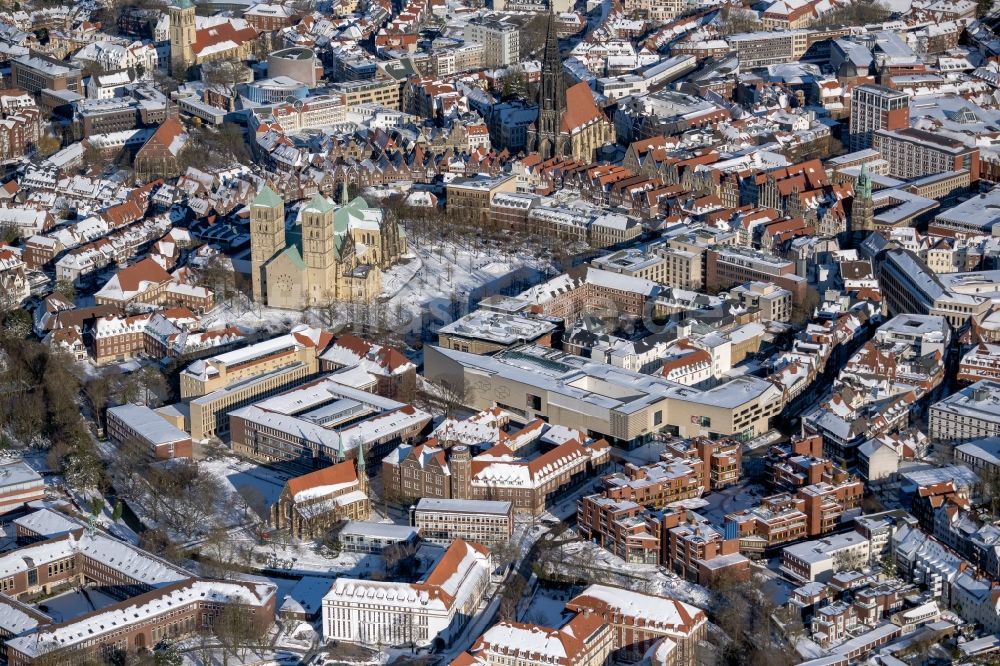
[0,520,276,664]
[565,584,707,666]
[106,403,193,460]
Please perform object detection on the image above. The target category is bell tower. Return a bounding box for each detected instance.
[169,0,196,76]
[301,194,336,270]
[250,186,285,304]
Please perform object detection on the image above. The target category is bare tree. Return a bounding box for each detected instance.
[213,603,271,663]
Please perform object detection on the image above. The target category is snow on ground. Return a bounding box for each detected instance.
[547,534,713,609]
[38,588,121,623]
[796,636,826,659]
[198,237,551,340]
[380,239,551,336]
[221,524,446,576]
[698,483,766,525]
[200,455,289,510]
[521,587,573,626]
[612,441,666,466]
[275,621,317,652]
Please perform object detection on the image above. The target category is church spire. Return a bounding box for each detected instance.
[856,162,872,200]
[340,179,349,205]
[532,9,565,160]
[850,161,875,241]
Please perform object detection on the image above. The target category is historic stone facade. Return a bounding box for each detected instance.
[168,0,196,75]
[527,12,613,164]
[249,184,406,308]
[269,459,371,540]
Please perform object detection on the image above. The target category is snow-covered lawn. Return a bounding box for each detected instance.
[521,587,573,626]
[199,455,289,513]
[380,240,551,337]
[217,524,446,577]
[544,534,713,609]
[196,235,553,342]
[795,636,826,660]
[38,588,121,623]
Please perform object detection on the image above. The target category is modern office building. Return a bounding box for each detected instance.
[411,498,514,546]
[849,85,909,152]
[930,380,1000,444]
[180,325,332,440]
[873,127,978,181]
[424,345,785,446]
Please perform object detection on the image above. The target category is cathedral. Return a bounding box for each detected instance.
[249,184,406,309]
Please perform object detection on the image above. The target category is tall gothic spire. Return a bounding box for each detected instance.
[534,10,565,159]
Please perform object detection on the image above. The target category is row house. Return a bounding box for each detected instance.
[0,244,29,308]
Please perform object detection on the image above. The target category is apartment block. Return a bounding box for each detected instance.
[565,584,708,666]
[780,531,872,583]
[463,18,519,67]
[728,281,793,322]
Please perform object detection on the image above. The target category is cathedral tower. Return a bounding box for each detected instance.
[301,194,337,303]
[169,0,196,76]
[250,186,285,304]
[529,11,565,160]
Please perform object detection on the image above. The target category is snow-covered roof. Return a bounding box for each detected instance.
[566,584,705,634]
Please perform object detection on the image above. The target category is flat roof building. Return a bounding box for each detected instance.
[106,403,193,460]
[931,380,1000,445]
[412,498,514,546]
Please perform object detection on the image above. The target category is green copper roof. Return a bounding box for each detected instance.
[304,193,334,214]
[252,186,283,209]
[172,0,194,9]
[280,244,305,271]
[856,162,872,199]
